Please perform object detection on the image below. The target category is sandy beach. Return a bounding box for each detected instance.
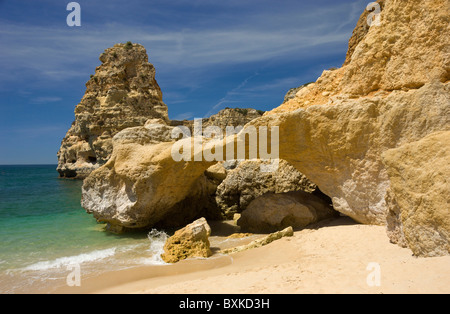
[1,0,449,299]
[51,217,450,294]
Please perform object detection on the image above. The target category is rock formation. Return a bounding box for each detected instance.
[216,159,318,219]
[80,109,265,232]
[283,83,314,103]
[57,42,169,179]
[344,0,385,67]
[273,0,448,115]
[382,131,450,257]
[238,191,337,233]
[80,0,449,256]
[161,218,212,263]
[202,108,264,132]
[170,107,264,135]
[252,0,450,255]
[253,81,450,226]
[81,119,214,232]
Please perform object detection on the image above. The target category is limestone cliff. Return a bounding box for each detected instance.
[170,107,264,134]
[80,0,450,256]
[80,109,266,232]
[382,131,450,257]
[256,0,450,255]
[343,0,385,67]
[273,0,449,114]
[57,42,169,179]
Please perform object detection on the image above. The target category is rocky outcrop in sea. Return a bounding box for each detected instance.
[69,0,449,257]
[57,43,169,179]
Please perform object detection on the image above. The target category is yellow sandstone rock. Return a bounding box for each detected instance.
[81,0,450,256]
[382,131,450,257]
[161,218,212,263]
[57,43,169,179]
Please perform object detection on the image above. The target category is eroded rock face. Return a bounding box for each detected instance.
[57,43,169,179]
[81,120,215,232]
[202,108,264,131]
[80,0,450,256]
[216,159,318,219]
[382,131,450,257]
[252,81,450,226]
[170,107,264,135]
[272,0,449,114]
[283,83,314,103]
[344,0,385,67]
[80,109,263,231]
[256,0,450,255]
[238,191,337,233]
[161,217,212,263]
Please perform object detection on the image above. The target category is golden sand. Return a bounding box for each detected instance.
[49,217,450,294]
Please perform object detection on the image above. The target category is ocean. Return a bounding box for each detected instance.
[0,165,168,293]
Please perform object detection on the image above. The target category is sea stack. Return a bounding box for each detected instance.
[57,42,169,179]
[81,0,450,256]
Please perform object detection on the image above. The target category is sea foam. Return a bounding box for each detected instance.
[146,229,169,265]
[23,247,117,271]
[20,229,169,273]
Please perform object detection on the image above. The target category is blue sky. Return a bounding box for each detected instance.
[0,0,368,165]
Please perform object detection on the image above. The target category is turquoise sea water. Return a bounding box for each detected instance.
[0,165,168,293]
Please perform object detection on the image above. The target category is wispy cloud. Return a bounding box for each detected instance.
[0,0,367,164]
[230,77,307,95]
[204,72,260,118]
[0,125,66,139]
[0,0,360,87]
[0,0,366,116]
[0,24,349,75]
[30,96,63,104]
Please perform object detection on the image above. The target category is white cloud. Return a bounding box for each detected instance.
[0,0,366,122]
[0,0,359,86]
[0,125,66,138]
[30,96,63,104]
[204,72,260,118]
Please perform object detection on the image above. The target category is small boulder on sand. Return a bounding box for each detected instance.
[161,218,212,263]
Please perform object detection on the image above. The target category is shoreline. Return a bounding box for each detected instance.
[49,217,450,294]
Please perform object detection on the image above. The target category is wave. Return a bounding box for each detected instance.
[22,247,117,271]
[146,229,168,265]
[21,230,169,272]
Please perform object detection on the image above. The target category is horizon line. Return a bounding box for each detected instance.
[0,164,58,166]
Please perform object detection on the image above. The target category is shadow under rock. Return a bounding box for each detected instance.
[299,215,361,232]
[208,220,242,237]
